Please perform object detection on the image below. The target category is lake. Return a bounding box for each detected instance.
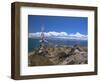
[28,38,87,52]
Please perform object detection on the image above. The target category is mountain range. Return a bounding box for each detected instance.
[29,32,87,40]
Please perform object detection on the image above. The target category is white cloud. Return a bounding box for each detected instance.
[29,31,87,40]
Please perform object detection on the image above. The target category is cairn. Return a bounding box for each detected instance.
[37,25,49,56]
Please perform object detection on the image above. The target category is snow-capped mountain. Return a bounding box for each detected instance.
[28,32,87,40]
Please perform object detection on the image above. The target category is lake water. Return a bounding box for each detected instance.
[28,38,87,52]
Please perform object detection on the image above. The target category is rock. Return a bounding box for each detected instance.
[28,44,88,66]
[28,54,54,66]
[59,45,88,65]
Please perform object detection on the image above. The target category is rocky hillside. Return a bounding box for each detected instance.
[28,45,87,66]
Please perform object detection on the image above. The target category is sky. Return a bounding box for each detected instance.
[28,15,88,40]
[28,15,87,34]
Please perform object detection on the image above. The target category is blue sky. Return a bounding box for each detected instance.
[28,15,88,35]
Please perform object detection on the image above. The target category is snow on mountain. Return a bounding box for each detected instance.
[28,32,87,40]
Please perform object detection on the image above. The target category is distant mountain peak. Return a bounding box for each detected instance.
[29,32,87,40]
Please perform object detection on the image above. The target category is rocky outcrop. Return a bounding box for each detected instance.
[28,44,88,66]
[28,54,53,66]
